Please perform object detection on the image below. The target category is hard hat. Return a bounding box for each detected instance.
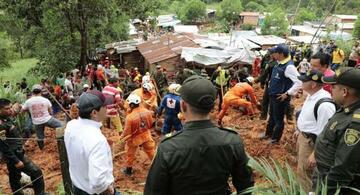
[83,84,89,88]
[142,75,151,84]
[245,76,255,84]
[168,83,181,95]
[142,82,153,91]
[127,94,141,105]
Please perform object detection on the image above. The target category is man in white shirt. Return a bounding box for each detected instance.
[295,70,336,187]
[64,90,117,195]
[21,84,63,149]
[64,74,74,95]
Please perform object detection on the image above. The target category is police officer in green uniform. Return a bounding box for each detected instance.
[312,67,360,194]
[144,75,254,195]
[0,98,46,195]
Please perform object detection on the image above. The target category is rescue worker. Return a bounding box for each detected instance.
[142,72,151,84]
[331,45,345,70]
[217,77,260,126]
[121,94,156,176]
[127,82,158,112]
[174,66,196,84]
[157,83,182,134]
[311,67,360,194]
[152,65,168,97]
[211,66,230,112]
[144,75,254,194]
[0,98,47,195]
[102,77,124,133]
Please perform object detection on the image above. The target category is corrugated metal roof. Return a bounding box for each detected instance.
[246,35,286,46]
[137,33,199,64]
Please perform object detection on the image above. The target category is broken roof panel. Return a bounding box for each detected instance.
[137,33,199,64]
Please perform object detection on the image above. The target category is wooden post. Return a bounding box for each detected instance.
[56,127,73,194]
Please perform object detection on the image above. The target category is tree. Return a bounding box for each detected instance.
[178,0,206,24]
[261,8,289,36]
[353,14,360,39]
[219,0,242,26]
[245,2,264,12]
[294,8,316,24]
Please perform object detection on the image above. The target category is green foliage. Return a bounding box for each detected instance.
[295,8,316,24]
[56,183,65,195]
[334,39,353,61]
[219,0,242,25]
[241,24,255,30]
[353,14,360,39]
[178,0,206,24]
[261,9,289,36]
[0,38,10,69]
[245,2,264,12]
[241,157,360,195]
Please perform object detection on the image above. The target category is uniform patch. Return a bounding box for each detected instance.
[0,130,6,141]
[166,98,176,109]
[344,128,360,146]
[330,121,338,130]
[354,114,360,119]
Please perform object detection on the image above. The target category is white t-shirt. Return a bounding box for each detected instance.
[23,96,52,125]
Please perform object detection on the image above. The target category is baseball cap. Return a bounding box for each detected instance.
[77,90,112,113]
[322,67,360,90]
[273,44,289,56]
[179,75,216,110]
[32,84,43,91]
[268,47,277,54]
[298,70,323,83]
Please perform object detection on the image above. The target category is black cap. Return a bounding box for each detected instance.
[77,90,112,113]
[298,70,324,83]
[179,75,216,110]
[322,67,360,90]
[273,44,289,56]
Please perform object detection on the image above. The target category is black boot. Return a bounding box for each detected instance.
[121,167,133,176]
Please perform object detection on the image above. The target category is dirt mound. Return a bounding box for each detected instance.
[0,85,304,194]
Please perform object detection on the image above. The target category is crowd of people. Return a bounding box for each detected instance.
[0,39,360,194]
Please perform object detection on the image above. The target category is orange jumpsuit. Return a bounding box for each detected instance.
[123,106,156,167]
[125,88,158,113]
[217,82,258,122]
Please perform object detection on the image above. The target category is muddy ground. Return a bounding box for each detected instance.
[0,85,304,194]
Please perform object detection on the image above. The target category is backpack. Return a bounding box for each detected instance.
[313,97,339,120]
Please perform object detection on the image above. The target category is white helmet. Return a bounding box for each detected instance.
[142,82,153,91]
[245,76,255,84]
[168,83,181,95]
[142,75,151,84]
[127,94,141,104]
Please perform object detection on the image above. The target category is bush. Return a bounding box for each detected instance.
[219,0,242,25]
[261,8,289,36]
[241,24,255,30]
[178,0,206,24]
[353,14,360,39]
[245,2,264,12]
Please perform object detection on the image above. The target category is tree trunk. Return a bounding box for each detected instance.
[17,38,23,59]
[77,0,87,72]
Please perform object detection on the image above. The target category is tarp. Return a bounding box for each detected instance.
[174,25,199,34]
[181,47,255,66]
[194,33,261,50]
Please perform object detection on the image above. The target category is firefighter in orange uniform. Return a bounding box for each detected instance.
[217,77,260,126]
[126,82,157,112]
[121,94,156,176]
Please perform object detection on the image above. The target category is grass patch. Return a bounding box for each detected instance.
[0,58,39,84]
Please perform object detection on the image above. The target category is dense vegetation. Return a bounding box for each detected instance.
[0,0,359,75]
